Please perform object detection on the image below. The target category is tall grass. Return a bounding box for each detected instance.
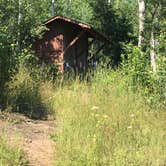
[0,137,27,166]
[6,64,55,119]
[3,63,165,165]
[51,69,166,166]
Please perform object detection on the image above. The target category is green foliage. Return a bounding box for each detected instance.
[157,20,166,72]
[121,43,165,108]
[155,20,166,106]
[51,69,165,166]
[6,62,56,119]
[0,44,11,106]
[7,65,41,118]
[54,0,93,24]
[121,44,149,86]
[0,0,51,107]
[0,137,27,166]
[89,0,136,65]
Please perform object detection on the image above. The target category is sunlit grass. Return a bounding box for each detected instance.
[51,69,166,166]
[0,136,27,166]
[4,65,166,165]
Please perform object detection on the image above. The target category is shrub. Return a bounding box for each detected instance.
[121,44,150,87]
[121,43,165,108]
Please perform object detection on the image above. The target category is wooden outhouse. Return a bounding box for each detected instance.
[34,16,110,74]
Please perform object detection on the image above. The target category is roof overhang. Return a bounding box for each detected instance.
[44,15,111,43]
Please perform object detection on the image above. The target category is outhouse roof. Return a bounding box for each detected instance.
[44,15,111,43]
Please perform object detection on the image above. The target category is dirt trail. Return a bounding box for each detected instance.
[0,113,55,166]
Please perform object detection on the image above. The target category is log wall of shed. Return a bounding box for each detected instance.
[34,21,88,74]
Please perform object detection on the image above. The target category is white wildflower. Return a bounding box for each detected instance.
[91,106,99,110]
[130,114,135,117]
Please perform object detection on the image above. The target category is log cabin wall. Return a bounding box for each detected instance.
[34,20,88,74]
[34,21,64,72]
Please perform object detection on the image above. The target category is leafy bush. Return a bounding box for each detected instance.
[156,21,166,106]
[121,44,150,86]
[121,43,165,108]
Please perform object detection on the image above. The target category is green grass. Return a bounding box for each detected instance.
[4,65,166,165]
[51,70,166,166]
[0,137,27,166]
[6,65,55,119]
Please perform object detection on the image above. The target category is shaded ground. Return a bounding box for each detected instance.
[0,113,55,166]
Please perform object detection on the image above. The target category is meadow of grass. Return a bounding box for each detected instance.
[49,69,166,166]
[3,65,165,166]
[0,137,27,166]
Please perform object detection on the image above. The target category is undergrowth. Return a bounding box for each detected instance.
[0,137,27,166]
[5,64,55,119]
[3,59,165,165]
[51,69,166,166]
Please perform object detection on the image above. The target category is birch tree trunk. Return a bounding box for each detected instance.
[149,3,159,73]
[138,0,145,48]
[52,0,55,16]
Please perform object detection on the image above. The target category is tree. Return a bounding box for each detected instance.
[52,0,55,16]
[0,0,51,105]
[139,0,165,72]
[147,0,165,72]
[89,0,135,65]
[53,0,93,23]
[138,0,145,48]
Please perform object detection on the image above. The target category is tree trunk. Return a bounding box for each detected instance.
[138,0,145,48]
[149,3,159,73]
[52,0,55,16]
